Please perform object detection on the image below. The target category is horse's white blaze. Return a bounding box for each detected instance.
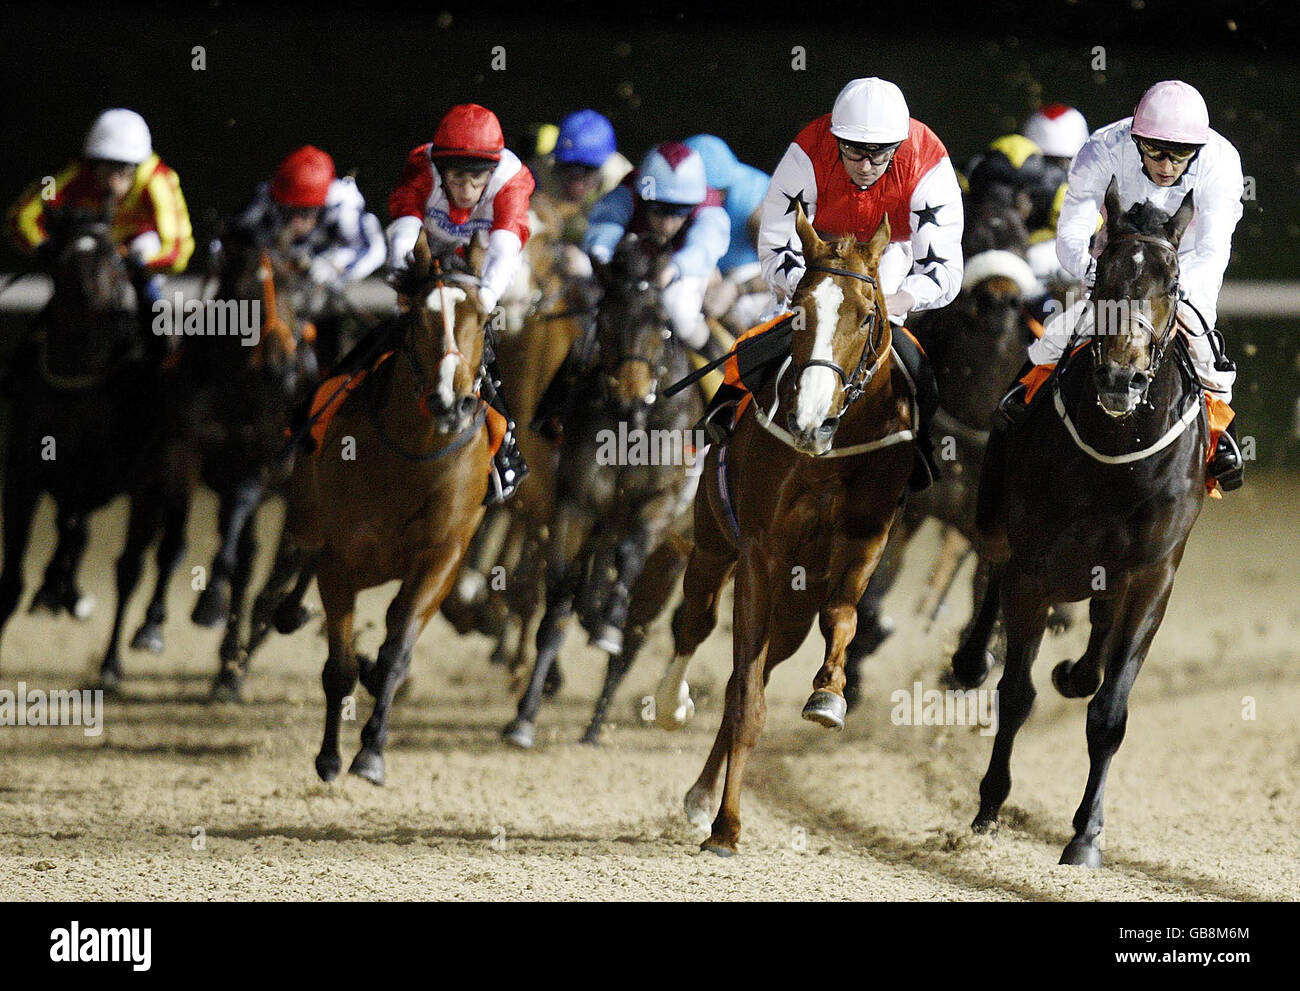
[794,278,843,432]
[74,235,98,253]
[436,353,458,408]
[424,286,467,312]
[654,653,695,730]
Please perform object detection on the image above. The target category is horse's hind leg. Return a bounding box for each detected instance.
[100,495,162,688]
[972,574,1049,834]
[31,510,93,619]
[953,559,1004,688]
[805,528,894,730]
[844,518,913,711]
[193,479,261,628]
[315,552,357,783]
[130,492,189,655]
[1062,561,1178,868]
[213,511,260,700]
[654,496,734,730]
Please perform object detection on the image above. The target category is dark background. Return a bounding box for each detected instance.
[2,0,1297,464]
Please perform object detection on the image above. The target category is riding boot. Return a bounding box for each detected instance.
[1209,418,1244,492]
[481,330,528,506]
[698,382,747,447]
[890,329,941,492]
[995,360,1037,429]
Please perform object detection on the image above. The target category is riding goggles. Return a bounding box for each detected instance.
[645,201,695,218]
[1133,138,1200,164]
[838,141,900,166]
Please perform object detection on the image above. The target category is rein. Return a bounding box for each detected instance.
[795,263,885,409]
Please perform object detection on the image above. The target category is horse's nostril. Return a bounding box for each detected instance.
[820,416,840,435]
[1130,371,1149,390]
[459,395,477,415]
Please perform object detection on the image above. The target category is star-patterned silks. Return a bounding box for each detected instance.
[774,238,803,279]
[783,189,811,218]
[916,243,948,285]
[913,202,942,228]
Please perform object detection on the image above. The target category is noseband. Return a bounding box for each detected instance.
[1093,232,1181,380]
[795,263,885,409]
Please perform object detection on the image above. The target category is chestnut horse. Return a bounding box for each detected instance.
[285,231,491,784]
[653,208,915,854]
[963,181,1206,867]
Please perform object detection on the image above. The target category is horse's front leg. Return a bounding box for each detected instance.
[129,489,190,655]
[100,495,162,689]
[214,505,261,700]
[1062,558,1180,868]
[953,558,1005,688]
[31,509,93,619]
[804,527,893,730]
[192,478,262,627]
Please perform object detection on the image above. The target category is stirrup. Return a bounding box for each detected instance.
[1209,432,1244,492]
[995,382,1029,428]
[700,401,739,447]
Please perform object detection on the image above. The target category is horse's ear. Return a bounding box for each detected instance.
[794,202,823,258]
[466,230,488,277]
[411,228,432,279]
[1103,175,1122,232]
[1165,190,1195,247]
[864,214,891,263]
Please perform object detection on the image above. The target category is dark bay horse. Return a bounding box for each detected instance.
[0,209,187,685]
[962,180,1206,867]
[502,234,703,749]
[653,208,915,855]
[168,225,317,698]
[284,231,492,784]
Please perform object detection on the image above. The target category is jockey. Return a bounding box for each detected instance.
[525,109,634,296]
[964,134,1067,279]
[7,108,194,356]
[996,80,1246,491]
[213,145,387,369]
[684,134,773,336]
[583,141,731,358]
[383,103,536,505]
[1023,103,1091,172]
[706,77,964,490]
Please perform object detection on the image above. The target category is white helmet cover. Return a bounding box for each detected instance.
[83,108,152,164]
[1023,104,1090,159]
[830,77,910,145]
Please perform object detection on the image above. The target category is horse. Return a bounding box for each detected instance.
[840,189,1068,708]
[0,208,187,685]
[959,179,1206,867]
[282,230,492,784]
[167,223,318,699]
[501,234,704,749]
[652,207,915,855]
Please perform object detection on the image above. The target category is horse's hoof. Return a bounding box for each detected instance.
[1059,839,1103,868]
[98,666,123,694]
[502,718,535,750]
[579,725,602,746]
[272,602,312,635]
[71,594,96,621]
[700,839,735,858]
[592,624,623,656]
[191,585,228,628]
[801,690,846,730]
[28,587,58,615]
[952,647,995,689]
[971,814,998,835]
[348,748,386,786]
[684,785,713,832]
[210,669,244,704]
[654,683,695,730]
[129,622,165,654]
[315,751,341,783]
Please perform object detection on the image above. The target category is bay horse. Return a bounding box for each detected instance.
[169,224,317,699]
[653,208,915,854]
[501,234,703,749]
[962,179,1205,867]
[286,230,491,784]
[0,208,187,685]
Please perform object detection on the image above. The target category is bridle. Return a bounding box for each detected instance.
[598,275,672,410]
[794,263,887,411]
[1086,231,1182,381]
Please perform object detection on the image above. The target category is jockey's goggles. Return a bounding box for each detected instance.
[838,141,900,166]
[645,201,695,218]
[1132,138,1200,164]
